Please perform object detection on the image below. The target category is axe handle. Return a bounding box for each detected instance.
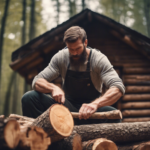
[71,110,122,119]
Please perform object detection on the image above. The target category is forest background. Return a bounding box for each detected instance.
[0,0,150,116]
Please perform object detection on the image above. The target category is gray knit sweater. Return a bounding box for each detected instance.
[32,48,125,94]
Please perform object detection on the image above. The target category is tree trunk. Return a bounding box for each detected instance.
[31,104,74,143]
[3,72,15,116]
[29,0,35,40]
[144,0,150,37]
[0,0,10,106]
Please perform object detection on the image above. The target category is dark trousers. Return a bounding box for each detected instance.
[21,90,121,125]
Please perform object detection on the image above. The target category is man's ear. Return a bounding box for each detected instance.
[84,39,88,47]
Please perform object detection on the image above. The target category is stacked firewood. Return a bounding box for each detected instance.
[1,104,150,150]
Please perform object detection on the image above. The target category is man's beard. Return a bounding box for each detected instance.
[69,46,87,70]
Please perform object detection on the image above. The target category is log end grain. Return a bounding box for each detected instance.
[4,119,20,149]
[50,104,74,137]
[92,138,118,150]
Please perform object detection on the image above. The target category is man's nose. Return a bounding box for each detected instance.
[71,50,78,56]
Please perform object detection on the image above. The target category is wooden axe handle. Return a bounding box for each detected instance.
[71,110,122,119]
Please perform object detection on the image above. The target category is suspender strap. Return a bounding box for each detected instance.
[86,49,92,71]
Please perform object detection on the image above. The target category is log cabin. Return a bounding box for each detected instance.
[10,9,150,122]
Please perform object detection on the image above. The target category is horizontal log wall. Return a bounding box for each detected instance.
[86,21,150,122]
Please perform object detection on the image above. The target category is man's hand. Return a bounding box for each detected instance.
[51,86,65,104]
[79,103,98,120]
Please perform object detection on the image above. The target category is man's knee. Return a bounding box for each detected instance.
[21,90,38,106]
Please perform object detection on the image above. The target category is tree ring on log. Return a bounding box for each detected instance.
[50,104,74,137]
[92,138,118,150]
[4,119,20,149]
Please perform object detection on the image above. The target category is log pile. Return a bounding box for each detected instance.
[1,104,150,150]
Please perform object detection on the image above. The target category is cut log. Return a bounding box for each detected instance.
[122,118,150,122]
[118,140,150,150]
[73,122,150,143]
[31,104,74,143]
[9,114,35,122]
[72,134,82,150]
[0,118,20,149]
[126,86,150,93]
[50,121,150,150]
[71,110,122,119]
[18,126,51,150]
[122,94,150,101]
[122,110,150,117]
[82,138,118,150]
[121,102,150,109]
[133,142,150,150]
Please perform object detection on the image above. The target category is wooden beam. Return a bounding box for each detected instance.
[122,110,150,117]
[122,102,150,109]
[123,94,150,101]
[126,86,150,93]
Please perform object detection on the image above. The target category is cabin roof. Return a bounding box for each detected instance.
[10,9,150,72]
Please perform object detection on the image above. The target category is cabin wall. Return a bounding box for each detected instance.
[85,21,150,122]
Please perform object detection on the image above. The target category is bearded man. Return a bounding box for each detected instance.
[22,26,125,124]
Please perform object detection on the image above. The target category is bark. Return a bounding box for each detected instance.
[71,110,122,119]
[73,122,150,143]
[50,121,150,150]
[31,104,74,143]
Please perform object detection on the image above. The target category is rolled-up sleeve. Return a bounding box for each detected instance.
[98,55,125,95]
[32,53,60,89]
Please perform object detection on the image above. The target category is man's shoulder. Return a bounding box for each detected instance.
[90,47,105,60]
[53,48,69,60]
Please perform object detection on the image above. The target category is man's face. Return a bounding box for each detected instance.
[66,39,88,65]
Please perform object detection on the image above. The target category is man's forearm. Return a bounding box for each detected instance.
[92,87,123,108]
[34,78,56,93]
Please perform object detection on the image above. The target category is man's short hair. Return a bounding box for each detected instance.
[63,26,87,43]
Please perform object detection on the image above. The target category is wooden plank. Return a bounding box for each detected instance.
[122,118,150,122]
[122,110,150,117]
[123,79,150,85]
[123,68,150,74]
[125,86,150,93]
[123,94,150,101]
[124,75,150,79]
[122,102,150,109]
